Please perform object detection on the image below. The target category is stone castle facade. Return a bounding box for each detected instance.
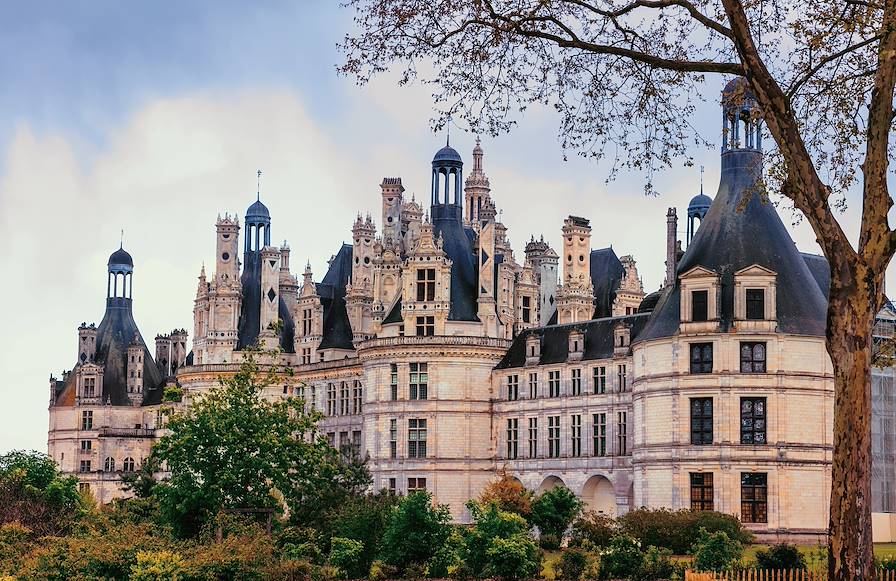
[47,80,896,542]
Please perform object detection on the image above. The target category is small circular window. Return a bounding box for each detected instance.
[222,252,230,261]
[364,257,370,264]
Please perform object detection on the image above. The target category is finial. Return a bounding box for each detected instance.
[120,229,124,249]
[476,135,481,147]
[446,123,450,147]
[257,169,262,201]
[498,209,503,222]
[700,165,704,195]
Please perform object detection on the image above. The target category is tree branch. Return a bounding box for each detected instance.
[786,34,883,99]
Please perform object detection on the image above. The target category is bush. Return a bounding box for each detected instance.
[427,528,465,578]
[599,535,645,580]
[557,547,589,580]
[692,529,743,572]
[329,537,365,579]
[330,492,400,574]
[539,533,561,550]
[640,546,675,581]
[478,470,534,520]
[755,543,806,571]
[570,511,618,548]
[378,491,452,573]
[879,555,896,572]
[267,559,313,581]
[277,526,323,564]
[690,511,753,547]
[483,534,541,580]
[464,501,531,577]
[618,508,752,555]
[368,559,396,581]
[531,486,583,543]
[129,550,186,581]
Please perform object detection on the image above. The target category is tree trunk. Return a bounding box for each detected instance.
[827,266,881,580]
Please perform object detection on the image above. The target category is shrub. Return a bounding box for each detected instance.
[599,535,645,580]
[618,508,752,555]
[690,511,753,547]
[329,537,365,579]
[539,533,561,550]
[531,486,583,543]
[464,501,531,577]
[330,492,400,574]
[378,491,452,573]
[427,528,465,578]
[368,560,397,581]
[570,511,618,548]
[755,543,807,571]
[267,559,313,581]
[129,550,186,581]
[557,547,589,580]
[483,534,541,580]
[277,526,323,564]
[879,555,896,572]
[479,470,534,520]
[640,546,675,581]
[691,529,743,572]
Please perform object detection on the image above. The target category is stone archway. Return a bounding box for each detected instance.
[582,475,616,516]
[538,475,565,493]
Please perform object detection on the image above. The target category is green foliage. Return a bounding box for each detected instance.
[329,537,365,579]
[755,543,807,570]
[483,534,541,580]
[557,547,589,580]
[0,450,83,536]
[463,501,531,577]
[278,526,323,564]
[692,529,743,572]
[329,491,400,573]
[0,523,35,575]
[569,511,618,548]
[618,508,752,555]
[531,486,583,543]
[129,550,186,581]
[539,533,561,550]
[426,528,465,578]
[378,491,452,573]
[162,385,184,403]
[599,535,645,580]
[151,351,370,537]
[879,555,896,572]
[368,559,397,581]
[641,546,675,580]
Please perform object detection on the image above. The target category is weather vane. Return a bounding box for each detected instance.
[120,229,124,249]
[700,165,704,195]
[257,169,262,201]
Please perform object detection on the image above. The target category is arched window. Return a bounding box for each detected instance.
[104,457,115,472]
[123,457,135,472]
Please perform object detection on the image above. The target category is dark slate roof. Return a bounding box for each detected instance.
[54,297,165,406]
[246,199,271,221]
[432,205,480,322]
[590,247,624,319]
[638,289,665,313]
[383,299,403,324]
[801,253,831,300]
[236,250,297,353]
[495,313,651,369]
[638,149,828,342]
[689,193,713,213]
[318,243,355,350]
[433,145,462,163]
[108,247,133,267]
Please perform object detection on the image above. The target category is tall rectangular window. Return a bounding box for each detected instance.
[79,460,91,473]
[302,308,312,336]
[389,364,398,401]
[617,411,628,456]
[528,418,538,458]
[741,473,768,523]
[506,418,519,459]
[327,383,337,415]
[352,380,363,414]
[352,430,361,454]
[740,397,767,444]
[506,374,519,401]
[571,369,582,396]
[690,473,714,511]
[593,366,606,394]
[80,440,92,452]
[593,413,607,457]
[522,295,532,323]
[528,372,538,399]
[692,290,708,322]
[690,397,714,445]
[416,268,436,301]
[81,410,93,430]
[746,289,765,320]
[408,477,427,492]
[548,415,560,458]
[617,364,627,392]
[740,342,767,373]
[340,382,350,415]
[548,370,561,398]
[410,363,428,400]
[310,385,316,410]
[388,478,396,493]
[690,343,713,374]
[408,418,427,458]
[389,419,397,459]
[570,414,582,457]
[416,315,435,336]
[339,431,349,458]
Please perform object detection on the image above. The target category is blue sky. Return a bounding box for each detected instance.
[0,2,888,452]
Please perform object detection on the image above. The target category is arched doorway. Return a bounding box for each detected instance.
[582,475,616,516]
[538,475,565,493]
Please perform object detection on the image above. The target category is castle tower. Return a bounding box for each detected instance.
[154,333,172,377]
[192,265,209,364]
[477,198,499,336]
[687,168,712,246]
[237,194,272,349]
[381,178,405,247]
[612,255,645,316]
[514,260,539,335]
[525,236,559,326]
[126,336,144,405]
[296,261,324,364]
[347,214,376,343]
[464,137,492,228]
[216,213,240,281]
[78,323,97,364]
[169,328,188,373]
[556,216,594,324]
[259,245,282,350]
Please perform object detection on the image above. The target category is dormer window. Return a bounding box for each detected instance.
[568,330,584,361]
[746,289,765,320]
[416,268,436,301]
[692,290,708,322]
[525,334,541,366]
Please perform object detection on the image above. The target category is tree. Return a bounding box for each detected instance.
[151,350,370,537]
[478,470,534,519]
[329,491,401,574]
[378,491,452,573]
[463,500,533,577]
[0,450,83,536]
[340,2,896,577]
[530,486,583,542]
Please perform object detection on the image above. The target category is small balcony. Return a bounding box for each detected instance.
[97,427,156,438]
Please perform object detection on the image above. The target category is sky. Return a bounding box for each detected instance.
[0,2,891,453]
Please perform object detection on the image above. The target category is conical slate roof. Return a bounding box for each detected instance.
[638,148,828,341]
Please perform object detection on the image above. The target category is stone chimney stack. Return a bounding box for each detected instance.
[665,207,678,287]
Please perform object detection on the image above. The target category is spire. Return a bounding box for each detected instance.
[256,169,262,202]
[700,165,704,195]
